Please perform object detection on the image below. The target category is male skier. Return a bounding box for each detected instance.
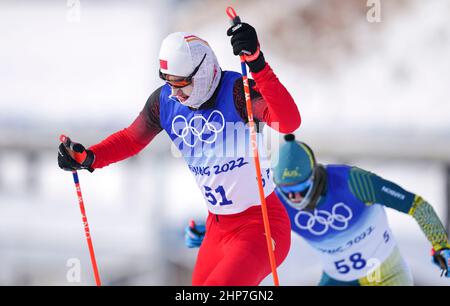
[186,134,450,285]
[58,22,301,285]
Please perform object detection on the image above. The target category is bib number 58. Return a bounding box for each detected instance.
[334,252,367,274]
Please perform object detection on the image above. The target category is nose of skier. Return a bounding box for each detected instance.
[163,74,194,103]
[169,84,193,103]
[288,192,304,203]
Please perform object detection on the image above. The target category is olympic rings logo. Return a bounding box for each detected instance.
[171,110,225,148]
[295,202,353,236]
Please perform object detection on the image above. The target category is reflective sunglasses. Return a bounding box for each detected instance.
[159,53,207,88]
[278,177,313,195]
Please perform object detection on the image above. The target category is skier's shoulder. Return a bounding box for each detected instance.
[326,164,377,179]
[229,71,259,102]
[325,164,352,176]
[146,85,165,104]
[144,85,167,113]
[223,70,243,79]
[141,85,165,128]
[225,70,257,87]
[323,164,353,190]
[220,70,245,90]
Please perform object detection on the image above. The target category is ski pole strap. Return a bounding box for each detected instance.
[226,6,241,26]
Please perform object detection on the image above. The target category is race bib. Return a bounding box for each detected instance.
[309,204,396,281]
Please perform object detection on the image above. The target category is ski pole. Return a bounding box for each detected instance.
[225,6,280,286]
[189,220,202,236]
[60,134,102,286]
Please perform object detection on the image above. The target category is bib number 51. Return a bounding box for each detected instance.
[204,185,233,206]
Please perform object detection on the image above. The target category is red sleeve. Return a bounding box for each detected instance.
[250,62,301,133]
[89,88,163,169]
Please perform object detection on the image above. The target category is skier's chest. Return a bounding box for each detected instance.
[288,191,368,241]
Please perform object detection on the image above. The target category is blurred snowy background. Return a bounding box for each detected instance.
[0,0,449,285]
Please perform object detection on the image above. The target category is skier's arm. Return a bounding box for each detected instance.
[409,197,450,251]
[89,88,163,169]
[348,167,450,251]
[228,22,301,133]
[251,64,301,133]
[233,74,301,133]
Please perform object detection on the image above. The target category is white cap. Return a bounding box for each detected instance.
[159,32,222,109]
[159,32,195,77]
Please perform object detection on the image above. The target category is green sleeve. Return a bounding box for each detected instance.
[348,167,450,251]
[409,197,450,251]
[348,167,415,213]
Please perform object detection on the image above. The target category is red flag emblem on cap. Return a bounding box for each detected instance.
[160,59,168,70]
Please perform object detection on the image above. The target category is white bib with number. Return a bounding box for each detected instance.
[160,71,274,215]
[308,204,397,281]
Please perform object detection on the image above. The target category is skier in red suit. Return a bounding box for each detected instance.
[58,22,301,285]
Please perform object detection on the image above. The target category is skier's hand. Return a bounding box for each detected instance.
[58,136,95,172]
[432,248,450,277]
[227,22,266,73]
[184,220,206,248]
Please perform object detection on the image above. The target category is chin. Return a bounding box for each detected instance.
[289,199,303,204]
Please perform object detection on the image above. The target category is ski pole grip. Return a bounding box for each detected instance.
[189,220,204,236]
[60,134,77,151]
[60,134,87,164]
[189,220,196,229]
[226,6,241,26]
[436,255,448,271]
[60,134,70,147]
[226,6,246,59]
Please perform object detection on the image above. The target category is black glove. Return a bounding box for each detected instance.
[227,22,266,73]
[58,141,95,172]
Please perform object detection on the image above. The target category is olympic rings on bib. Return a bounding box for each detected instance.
[172,110,225,148]
[295,202,353,236]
